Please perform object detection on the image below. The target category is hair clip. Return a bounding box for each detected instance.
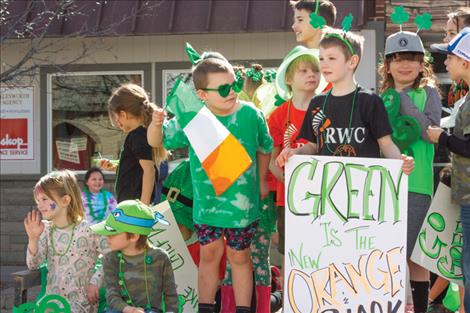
[264,70,276,83]
[185,42,202,65]
[309,0,326,29]
[246,67,263,82]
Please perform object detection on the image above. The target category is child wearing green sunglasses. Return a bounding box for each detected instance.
[148,52,273,313]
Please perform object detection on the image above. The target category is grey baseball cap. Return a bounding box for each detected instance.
[385,31,425,56]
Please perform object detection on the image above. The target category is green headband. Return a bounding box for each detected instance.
[323,13,355,55]
[324,33,356,56]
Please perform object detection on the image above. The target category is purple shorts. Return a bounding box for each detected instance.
[194,220,259,251]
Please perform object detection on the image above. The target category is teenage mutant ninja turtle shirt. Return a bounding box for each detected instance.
[298,87,392,157]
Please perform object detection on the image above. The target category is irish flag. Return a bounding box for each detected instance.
[166,79,252,195]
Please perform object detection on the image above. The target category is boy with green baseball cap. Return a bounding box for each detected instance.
[91,200,178,313]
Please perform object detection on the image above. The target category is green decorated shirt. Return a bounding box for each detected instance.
[163,101,273,228]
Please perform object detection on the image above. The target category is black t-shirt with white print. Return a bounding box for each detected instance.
[298,86,392,158]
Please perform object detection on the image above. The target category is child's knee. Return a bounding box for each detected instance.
[227,248,251,266]
[200,239,224,263]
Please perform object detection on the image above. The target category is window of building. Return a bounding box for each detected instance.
[47,71,143,171]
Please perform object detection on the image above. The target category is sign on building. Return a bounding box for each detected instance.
[0,86,34,160]
[284,155,408,312]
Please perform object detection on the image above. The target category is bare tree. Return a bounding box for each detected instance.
[0,0,163,85]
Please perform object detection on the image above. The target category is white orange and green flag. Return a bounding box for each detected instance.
[166,79,252,195]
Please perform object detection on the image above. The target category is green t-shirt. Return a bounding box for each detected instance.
[406,88,435,196]
[163,101,273,228]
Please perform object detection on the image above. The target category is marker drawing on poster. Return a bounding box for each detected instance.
[284,155,408,313]
[149,201,198,313]
[411,183,463,285]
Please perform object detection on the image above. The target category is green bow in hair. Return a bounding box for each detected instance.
[246,67,263,82]
[185,42,202,65]
[264,70,276,83]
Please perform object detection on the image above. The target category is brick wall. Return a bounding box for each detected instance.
[0,174,115,266]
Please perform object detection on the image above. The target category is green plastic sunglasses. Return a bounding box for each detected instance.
[201,78,243,97]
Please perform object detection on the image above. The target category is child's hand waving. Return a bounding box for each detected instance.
[24,210,44,241]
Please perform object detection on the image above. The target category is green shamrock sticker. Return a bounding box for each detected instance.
[342,13,353,33]
[415,12,432,31]
[391,6,409,25]
[274,94,285,106]
[309,11,326,29]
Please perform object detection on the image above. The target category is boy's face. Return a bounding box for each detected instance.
[445,54,468,81]
[388,54,423,88]
[197,71,239,116]
[292,9,321,48]
[319,46,356,84]
[286,61,320,93]
[106,232,134,251]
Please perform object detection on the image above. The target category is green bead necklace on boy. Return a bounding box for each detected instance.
[91,200,170,312]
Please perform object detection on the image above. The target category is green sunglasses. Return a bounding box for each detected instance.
[201,78,243,97]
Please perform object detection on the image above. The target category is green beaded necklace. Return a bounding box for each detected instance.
[50,223,76,257]
[84,187,108,222]
[117,249,152,310]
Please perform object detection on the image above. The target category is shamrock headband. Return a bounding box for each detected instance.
[390,6,432,33]
[323,13,356,55]
[309,0,326,29]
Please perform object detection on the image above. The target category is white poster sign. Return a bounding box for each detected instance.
[411,183,463,285]
[284,155,408,312]
[0,86,34,160]
[149,201,198,312]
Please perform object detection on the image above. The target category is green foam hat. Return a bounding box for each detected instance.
[275,46,319,100]
[91,200,169,236]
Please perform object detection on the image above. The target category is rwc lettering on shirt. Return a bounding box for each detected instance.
[324,127,367,144]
